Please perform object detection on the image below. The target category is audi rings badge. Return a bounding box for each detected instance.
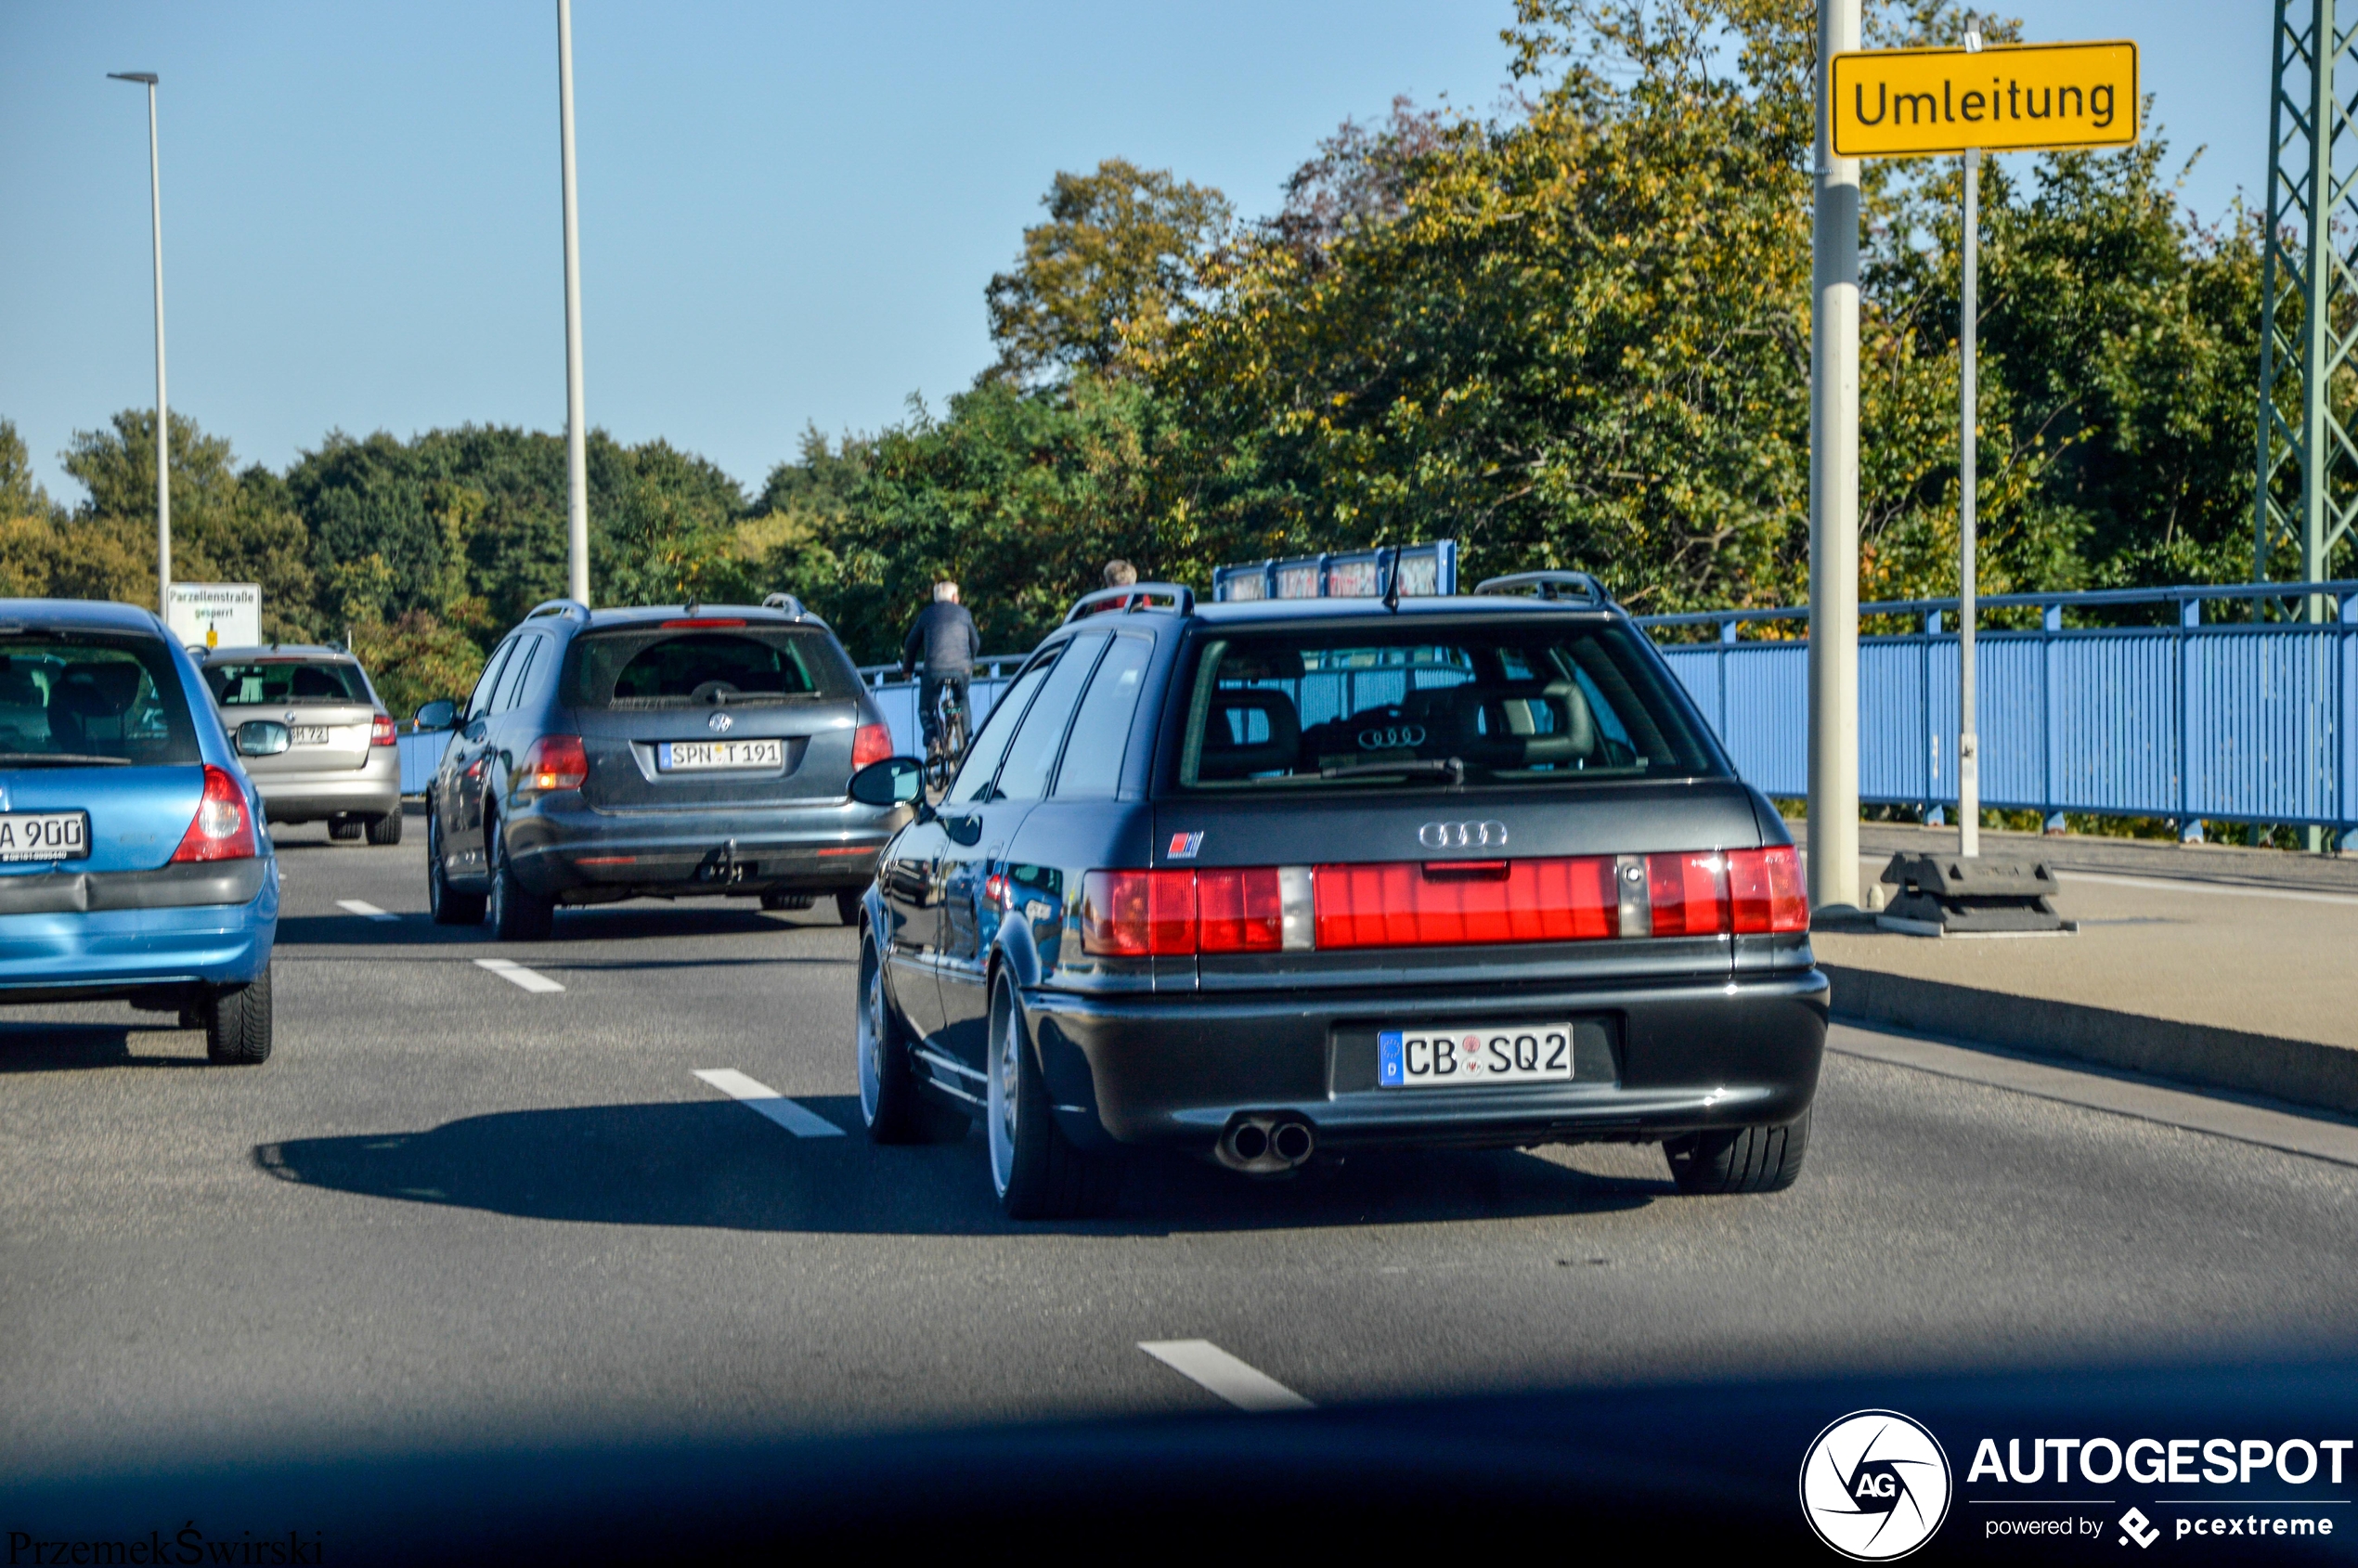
[1357,723,1426,751]
[1418,821,1509,849]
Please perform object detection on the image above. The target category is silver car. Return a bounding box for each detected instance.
[198,645,404,843]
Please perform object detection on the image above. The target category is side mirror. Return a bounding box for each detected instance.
[234,719,292,758]
[413,699,457,732]
[849,757,925,808]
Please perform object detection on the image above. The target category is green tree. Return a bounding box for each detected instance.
[985,159,1234,383]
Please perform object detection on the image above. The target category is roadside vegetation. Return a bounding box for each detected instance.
[0,0,2276,707]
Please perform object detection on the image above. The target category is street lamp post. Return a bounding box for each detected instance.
[108,71,169,617]
[556,0,590,607]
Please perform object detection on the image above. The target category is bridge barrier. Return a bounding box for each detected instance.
[1639,581,2358,841]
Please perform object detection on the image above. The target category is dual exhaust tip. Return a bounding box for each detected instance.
[1218,1114,1315,1174]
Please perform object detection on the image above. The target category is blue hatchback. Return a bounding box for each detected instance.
[0,600,283,1062]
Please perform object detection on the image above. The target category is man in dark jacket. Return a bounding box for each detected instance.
[901,581,980,758]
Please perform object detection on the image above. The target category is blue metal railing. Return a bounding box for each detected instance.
[1637,581,2358,837]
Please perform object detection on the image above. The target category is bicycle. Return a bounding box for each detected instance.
[924,679,969,796]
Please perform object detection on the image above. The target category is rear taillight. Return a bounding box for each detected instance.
[1730,844,1808,933]
[515,734,588,796]
[171,765,256,862]
[369,714,398,747]
[851,722,893,771]
[1079,846,1808,956]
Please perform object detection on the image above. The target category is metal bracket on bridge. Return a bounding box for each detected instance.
[1873,853,2074,938]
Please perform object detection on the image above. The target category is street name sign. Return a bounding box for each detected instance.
[1831,40,2137,159]
[165,581,261,650]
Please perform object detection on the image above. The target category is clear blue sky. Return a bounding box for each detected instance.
[0,2,2265,506]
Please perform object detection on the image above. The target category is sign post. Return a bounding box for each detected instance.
[1830,25,2133,929]
[164,582,261,652]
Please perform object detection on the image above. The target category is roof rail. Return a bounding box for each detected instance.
[1473,571,1613,606]
[1062,582,1197,624]
[526,598,590,620]
[761,592,806,619]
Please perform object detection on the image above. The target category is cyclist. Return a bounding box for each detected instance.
[900,579,980,769]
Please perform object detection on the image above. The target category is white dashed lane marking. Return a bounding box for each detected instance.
[1138,1340,1315,1412]
[473,957,565,993]
[693,1069,847,1138]
[336,899,397,922]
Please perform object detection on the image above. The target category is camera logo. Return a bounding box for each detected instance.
[2118,1507,2159,1548]
[1799,1409,1953,1561]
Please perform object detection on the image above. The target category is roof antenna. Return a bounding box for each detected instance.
[1381,545,1402,612]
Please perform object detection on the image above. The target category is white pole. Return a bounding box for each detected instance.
[1807,0,1862,913]
[1958,19,1983,859]
[557,0,590,608]
[146,81,170,618]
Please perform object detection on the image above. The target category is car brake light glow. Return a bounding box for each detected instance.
[851,721,892,771]
[369,714,398,747]
[661,617,746,628]
[515,733,588,796]
[170,765,256,862]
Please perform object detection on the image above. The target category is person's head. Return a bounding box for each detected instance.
[932,581,959,603]
[1103,559,1137,588]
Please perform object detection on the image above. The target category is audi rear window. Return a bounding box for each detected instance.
[1174,619,1724,792]
[560,627,857,709]
[205,659,372,707]
[0,631,201,767]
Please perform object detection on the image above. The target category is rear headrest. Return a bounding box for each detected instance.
[291,666,345,699]
[53,662,142,716]
[0,667,43,708]
[1199,688,1301,780]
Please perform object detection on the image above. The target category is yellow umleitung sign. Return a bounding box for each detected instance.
[1831,41,2137,159]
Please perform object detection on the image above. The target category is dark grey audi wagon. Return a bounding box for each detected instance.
[422,597,901,940]
[849,574,1828,1219]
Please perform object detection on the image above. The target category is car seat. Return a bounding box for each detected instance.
[1198,689,1301,780]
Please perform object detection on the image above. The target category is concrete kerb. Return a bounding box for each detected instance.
[1822,964,2358,1119]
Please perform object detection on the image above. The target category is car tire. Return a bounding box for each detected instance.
[858,932,966,1145]
[427,803,486,927]
[488,823,556,942]
[329,817,363,842]
[835,889,861,927]
[987,972,1119,1219]
[204,965,272,1066]
[1664,1109,1809,1195]
[366,810,404,846]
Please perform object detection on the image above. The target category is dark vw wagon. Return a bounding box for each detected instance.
[850,576,1828,1218]
[425,598,900,940]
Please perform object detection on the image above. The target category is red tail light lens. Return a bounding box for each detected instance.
[1081,870,1197,956]
[1646,852,1729,936]
[171,765,256,862]
[1726,845,1808,933]
[851,722,893,771]
[369,714,398,747]
[1196,866,1283,953]
[515,734,588,796]
[1315,857,1617,950]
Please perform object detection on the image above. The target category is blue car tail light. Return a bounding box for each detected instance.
[169,765,257,862]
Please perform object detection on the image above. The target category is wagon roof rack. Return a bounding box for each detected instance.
[1472,571,1614,606]
[1063,582,1197,624]
[525,598,590,620]
[761,592,806,619]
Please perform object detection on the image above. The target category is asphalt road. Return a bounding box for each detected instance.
[6,811,2358,1478]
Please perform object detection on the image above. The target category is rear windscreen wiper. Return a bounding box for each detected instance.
[1318,757,1467,785]
[0,752,132,768]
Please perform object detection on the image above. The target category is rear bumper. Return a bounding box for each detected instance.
[252,749,401,823]
[1020,968,1828,1153]
[504,796,907,901]
[0,858,278,1004]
